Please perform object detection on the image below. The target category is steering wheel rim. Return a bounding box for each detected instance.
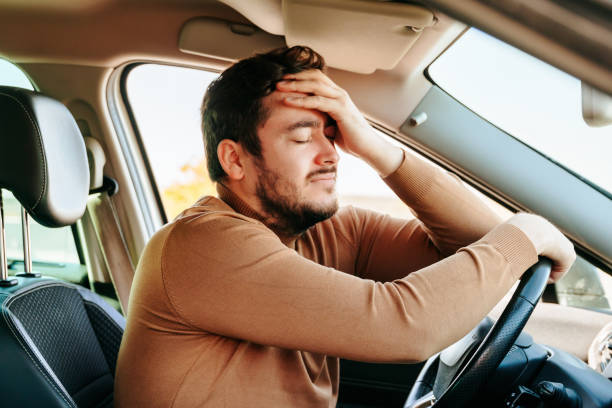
[408,257,552,408]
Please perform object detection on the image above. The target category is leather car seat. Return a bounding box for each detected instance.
[0,86,125,408]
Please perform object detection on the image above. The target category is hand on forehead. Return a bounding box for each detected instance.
[276,69,342,100]
[265,85,336,128]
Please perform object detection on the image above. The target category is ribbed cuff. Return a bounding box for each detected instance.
[382,151,439,204]
[478,223,539,279]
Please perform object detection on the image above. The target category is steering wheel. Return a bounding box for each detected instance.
[405,257,552,408]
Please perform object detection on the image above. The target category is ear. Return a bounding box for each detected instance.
[217,139,245,180]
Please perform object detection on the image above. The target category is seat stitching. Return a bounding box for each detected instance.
[6,281,71,301]
[0,91,47,210]
[2,295,76,407]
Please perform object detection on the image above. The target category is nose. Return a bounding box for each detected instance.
[314,133,339,166]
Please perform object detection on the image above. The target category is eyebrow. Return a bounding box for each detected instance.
[286,120,321,132]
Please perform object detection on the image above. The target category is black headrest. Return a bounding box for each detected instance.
[0,86,89,227]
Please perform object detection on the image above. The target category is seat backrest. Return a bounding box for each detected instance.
[0,280,125,408]
[0,86,126,407]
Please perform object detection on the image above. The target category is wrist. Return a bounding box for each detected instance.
[358,136,403,177]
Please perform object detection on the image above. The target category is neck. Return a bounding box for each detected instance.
[216,182,302,243]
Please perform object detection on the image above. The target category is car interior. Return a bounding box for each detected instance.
[0,0,610,407]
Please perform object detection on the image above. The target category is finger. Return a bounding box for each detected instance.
[548,251,575,282]
[549,269,567,283]
[277,79,342,99]
[283,69,336,87]
[548,269,564,283]
[283,95,341,118]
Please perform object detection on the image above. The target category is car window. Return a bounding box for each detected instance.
[0,59,85,284]
[124,63,417,221]
[428,29,612,196]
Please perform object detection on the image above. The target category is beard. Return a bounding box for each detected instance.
[255,162,339,236]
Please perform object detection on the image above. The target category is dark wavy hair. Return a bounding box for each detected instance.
[201,46,326,182]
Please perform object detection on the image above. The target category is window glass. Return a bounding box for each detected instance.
[556,255,611,311]
[0,59,82,277]
[126,64,217,219]
[428,29,612,195]
[125,64,416,221]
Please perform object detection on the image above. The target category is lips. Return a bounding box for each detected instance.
[308,166,337,182]
[310,173,336,182]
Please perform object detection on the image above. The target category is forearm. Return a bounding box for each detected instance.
[383,149,504,256]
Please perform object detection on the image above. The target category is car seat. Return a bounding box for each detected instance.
[0,86,125,408]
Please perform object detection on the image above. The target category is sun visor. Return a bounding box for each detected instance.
[179,17,285,62]
[283,0,435,73]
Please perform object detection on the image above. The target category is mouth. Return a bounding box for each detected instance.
[309,173,337,191]
[310,173,336,182]
[307,166,337,190]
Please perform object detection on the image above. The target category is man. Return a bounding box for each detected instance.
[115,46,575,407]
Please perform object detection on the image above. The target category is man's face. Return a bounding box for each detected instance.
[248,90,340,235]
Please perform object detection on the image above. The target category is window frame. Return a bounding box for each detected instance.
[120,63,170,224]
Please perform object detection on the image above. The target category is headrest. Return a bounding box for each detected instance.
[0,86,89,227]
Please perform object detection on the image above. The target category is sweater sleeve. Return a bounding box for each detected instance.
[384,151,504,256]
[162,211,537,363]
[350,150,509,282]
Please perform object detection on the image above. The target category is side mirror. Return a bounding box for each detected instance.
[582,82,612,127]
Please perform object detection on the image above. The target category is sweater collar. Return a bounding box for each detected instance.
[216,182,262,222]
[216,182,299,247]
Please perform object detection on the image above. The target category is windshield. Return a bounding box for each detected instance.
[428,29,612,196]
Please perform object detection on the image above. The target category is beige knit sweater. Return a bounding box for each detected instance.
[115,152,537,407]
